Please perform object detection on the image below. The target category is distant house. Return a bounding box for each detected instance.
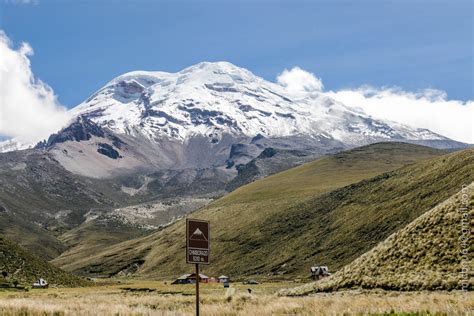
[172,273,209,284]
[218,275,229,283]
[311,266,330,280]
[172,274,192,284]
[190,273,209,283]
[32,278,49,288]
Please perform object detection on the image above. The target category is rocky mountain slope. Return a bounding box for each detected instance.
[285,183,473,294]
[0,144,224,259]
[51,143,458,277]
[52,62,463,179]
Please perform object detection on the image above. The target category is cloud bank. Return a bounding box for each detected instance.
[326,87,473,144]
[0,31,71,145]
[277,67,473,144]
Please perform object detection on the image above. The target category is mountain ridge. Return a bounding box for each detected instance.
[71,61,449,143]
[1,61,468,157]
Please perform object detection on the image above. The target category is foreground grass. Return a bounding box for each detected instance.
[0,280,472,315]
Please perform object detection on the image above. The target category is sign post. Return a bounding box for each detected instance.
[186,219,210,316]
[195,263,200,316]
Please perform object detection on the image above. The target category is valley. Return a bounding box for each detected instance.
[0,61,472,315]
[53,144,472,281]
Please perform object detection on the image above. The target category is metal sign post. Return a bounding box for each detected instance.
[186,219,210,316]
[195,263,200,316]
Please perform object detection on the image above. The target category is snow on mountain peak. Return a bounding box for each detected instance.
[68,61,445,145]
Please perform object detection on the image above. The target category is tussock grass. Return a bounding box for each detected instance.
[284,184,474,295]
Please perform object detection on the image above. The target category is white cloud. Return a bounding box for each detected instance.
[277,67,324,96]
[276,66,473,144]
[326,87,473,144]
[0,31,71,144]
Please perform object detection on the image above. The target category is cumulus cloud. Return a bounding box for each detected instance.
[277,67,324,96]
[0,31,71,144]
[326,87,473,144]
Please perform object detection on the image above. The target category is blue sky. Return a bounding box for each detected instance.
[1,0,472,107]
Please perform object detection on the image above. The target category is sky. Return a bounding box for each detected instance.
[0,0,473,143]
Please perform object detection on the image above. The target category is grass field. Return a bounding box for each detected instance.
[0,280,472,315]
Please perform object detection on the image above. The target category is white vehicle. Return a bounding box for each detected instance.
[32,278,48,288]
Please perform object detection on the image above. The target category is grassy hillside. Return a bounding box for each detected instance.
[50,218,151,278]
[0,237,89,287]
[0,212,67,260]
[52,142,448,277]
[285,184,473,294]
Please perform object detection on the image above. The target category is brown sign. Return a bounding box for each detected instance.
[186,219,210,264]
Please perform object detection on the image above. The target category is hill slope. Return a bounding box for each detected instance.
[0,237,88,287]
[52,142,448,276]
[285,183,473,294]
[134,147,472,279]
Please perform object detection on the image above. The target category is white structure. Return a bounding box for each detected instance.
[311,266,330,280]
[32,278,49,288]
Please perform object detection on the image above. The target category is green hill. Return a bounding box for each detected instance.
[52,142,451,277]
[0,237,89,287]
[285,183,473,294]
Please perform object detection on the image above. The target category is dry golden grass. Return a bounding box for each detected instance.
[0,280,473,315]
[285,184,474,295]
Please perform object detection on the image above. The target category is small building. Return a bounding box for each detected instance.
[218,275,229,283]
[171,273,209,284]
[311,266,330,280]
[32,278,49,288]
[189,273,209,283]
[172,274,192,284]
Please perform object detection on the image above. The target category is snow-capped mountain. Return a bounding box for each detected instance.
[0,62,469,255]
[70,61,446,145]
[0,62,465,179]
